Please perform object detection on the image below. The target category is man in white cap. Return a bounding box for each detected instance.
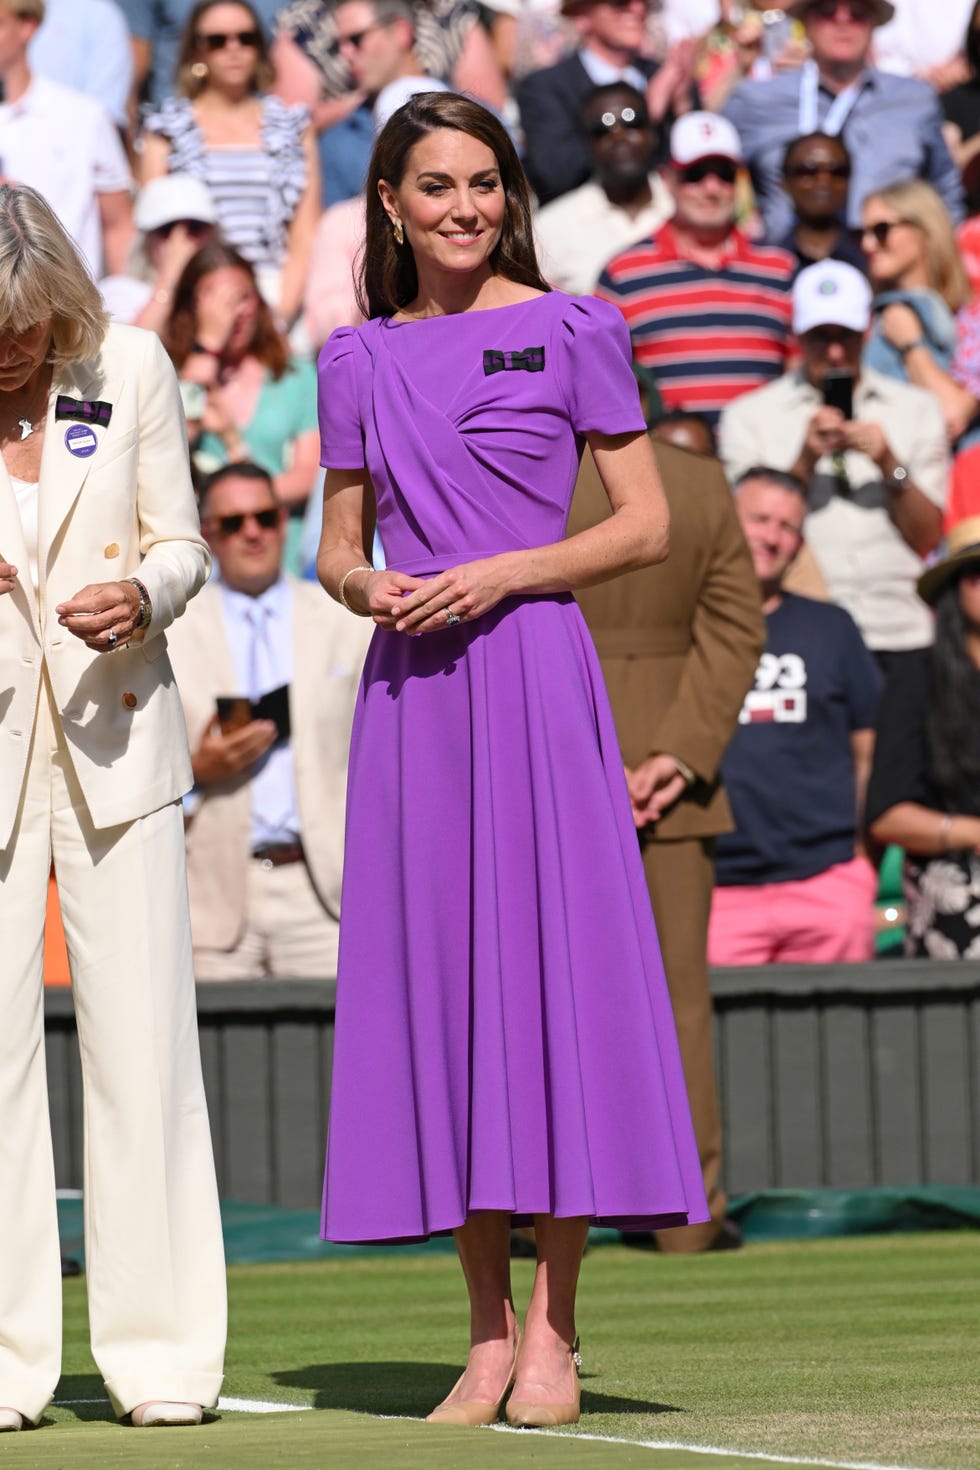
[597,111,796,425]
[724,0,963,242]
[719,259,948,669]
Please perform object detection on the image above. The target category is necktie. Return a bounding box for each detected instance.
[245,601,273,702]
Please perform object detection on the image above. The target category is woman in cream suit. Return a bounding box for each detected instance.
[0,186,225,1431]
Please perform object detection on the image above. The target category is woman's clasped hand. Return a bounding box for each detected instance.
[350,555,518,632]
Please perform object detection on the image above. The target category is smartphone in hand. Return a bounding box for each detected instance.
[822,370,854,420]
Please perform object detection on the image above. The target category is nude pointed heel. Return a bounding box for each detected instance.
[426,1332,521,1426]
[505,1337,582,1428]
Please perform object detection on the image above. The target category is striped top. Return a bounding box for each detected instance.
[596,224,796,425]
[144,95,309,275]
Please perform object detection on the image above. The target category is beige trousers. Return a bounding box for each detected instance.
[0,675,226,1422]
[193,857,340,981]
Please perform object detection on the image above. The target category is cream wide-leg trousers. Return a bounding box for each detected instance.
[0,672,226,1423]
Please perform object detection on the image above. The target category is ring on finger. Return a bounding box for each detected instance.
[445,609,461,626]
[107,628,118,648]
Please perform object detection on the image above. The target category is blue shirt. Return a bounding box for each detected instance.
[724,67,964,242]
[715,594,882,886]
[220,578,300,852]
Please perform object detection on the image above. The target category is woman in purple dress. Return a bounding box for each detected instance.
[315,91,707,1430]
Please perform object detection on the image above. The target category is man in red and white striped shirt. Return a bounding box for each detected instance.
[597,112,796,426]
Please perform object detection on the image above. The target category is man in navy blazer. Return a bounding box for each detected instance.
[516,0,696,205]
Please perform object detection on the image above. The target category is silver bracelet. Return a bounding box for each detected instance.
[338,564,372,615]
[127,576,152,629]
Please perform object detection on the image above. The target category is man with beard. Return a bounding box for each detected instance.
[534,83,674,295]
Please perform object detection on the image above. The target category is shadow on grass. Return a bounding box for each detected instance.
[274,1363,682,1419]
[49,1375,221,1429]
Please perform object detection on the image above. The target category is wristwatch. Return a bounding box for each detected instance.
[896,338,928,359]
[887,464,910,490]
[127,577,153,630]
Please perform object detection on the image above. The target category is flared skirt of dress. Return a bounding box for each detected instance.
[321,593,708,1243]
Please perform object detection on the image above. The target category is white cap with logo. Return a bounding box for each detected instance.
[670,111,742,168]
[792,260,872,336]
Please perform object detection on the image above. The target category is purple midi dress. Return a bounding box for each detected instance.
[317,291,709,1243]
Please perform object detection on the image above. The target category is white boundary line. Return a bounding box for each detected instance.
[52,1399,936,1468]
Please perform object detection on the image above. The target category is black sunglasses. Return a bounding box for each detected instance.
[678,158,738,185]
[810,0,873,19]
[787,160,851,181]
[861,219,913,245]
[212,508,280,535]
[154,218,212,239]
[197,29,261,50]
[587,106,650,139]
[327,21,390,54]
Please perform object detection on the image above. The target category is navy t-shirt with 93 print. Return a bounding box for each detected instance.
[715,593,883,886]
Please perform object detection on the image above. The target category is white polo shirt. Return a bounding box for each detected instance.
[0,73,131,277]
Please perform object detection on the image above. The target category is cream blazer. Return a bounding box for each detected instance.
[165,576,372,950]
[0,323,209,848]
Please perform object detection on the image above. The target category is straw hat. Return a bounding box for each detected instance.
[786,0,895,23]
[917,517,980,606]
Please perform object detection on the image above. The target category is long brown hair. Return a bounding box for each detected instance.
[165,242,289,377]
[176,0,275,98]
[359,91,550,320]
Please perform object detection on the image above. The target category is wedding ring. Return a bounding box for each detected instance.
[107,629,118,647]
[445,610,461,626]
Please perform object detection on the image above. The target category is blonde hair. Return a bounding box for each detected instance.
[864,178,971,311]
[0,185,108,369]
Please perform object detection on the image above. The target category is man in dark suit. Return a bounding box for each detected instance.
[515,0,696,205]
[569,427,764,1251]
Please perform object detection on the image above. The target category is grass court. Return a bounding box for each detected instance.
[6,1232,977,1469]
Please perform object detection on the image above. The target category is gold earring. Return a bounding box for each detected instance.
[392,218,404,246]
[191,60,208,79]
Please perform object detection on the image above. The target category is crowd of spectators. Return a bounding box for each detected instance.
[17,0,980,970]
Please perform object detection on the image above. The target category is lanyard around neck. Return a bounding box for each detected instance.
[798,59,866,137]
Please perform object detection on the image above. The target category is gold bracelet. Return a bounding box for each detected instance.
[338,564,372,615]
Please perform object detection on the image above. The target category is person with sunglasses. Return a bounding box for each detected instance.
[140,0,320,329]
[718,258,948,672]
[534,82,673,294]
[119,0,281,109]
[516,0,699,208]
[598,111,795,426]
[165,461,371,981]
[100,173,220,334]
[860,177,977,445]
[777,130,868,276]
[724,0,964,245]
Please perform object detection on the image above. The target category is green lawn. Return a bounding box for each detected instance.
[5,1233,977,1469]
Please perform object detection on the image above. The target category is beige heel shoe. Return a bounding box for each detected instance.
[130,1401,203,1427]
[505,1336,582,1427]
[426,1332,521,1426]
[0,1408,23,1432]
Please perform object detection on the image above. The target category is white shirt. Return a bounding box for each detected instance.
[10,476,39,601]
[0,74,131,277]
[578,45,649,96]
[534,173,673,295]
[718,368,949,652]
[220,578,301,851]
[873,0,973,76]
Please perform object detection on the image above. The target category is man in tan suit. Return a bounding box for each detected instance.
[569,428,764,1252]
[166,464,371,981]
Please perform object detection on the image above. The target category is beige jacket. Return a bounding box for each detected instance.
[0,323,209,846]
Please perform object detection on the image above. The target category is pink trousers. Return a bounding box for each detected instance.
[708,856,878,965]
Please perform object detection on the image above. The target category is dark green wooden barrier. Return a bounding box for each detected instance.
[45,963,980,1208]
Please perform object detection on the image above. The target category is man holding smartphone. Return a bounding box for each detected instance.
[165,462,372,980]
[719,260,948,672]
